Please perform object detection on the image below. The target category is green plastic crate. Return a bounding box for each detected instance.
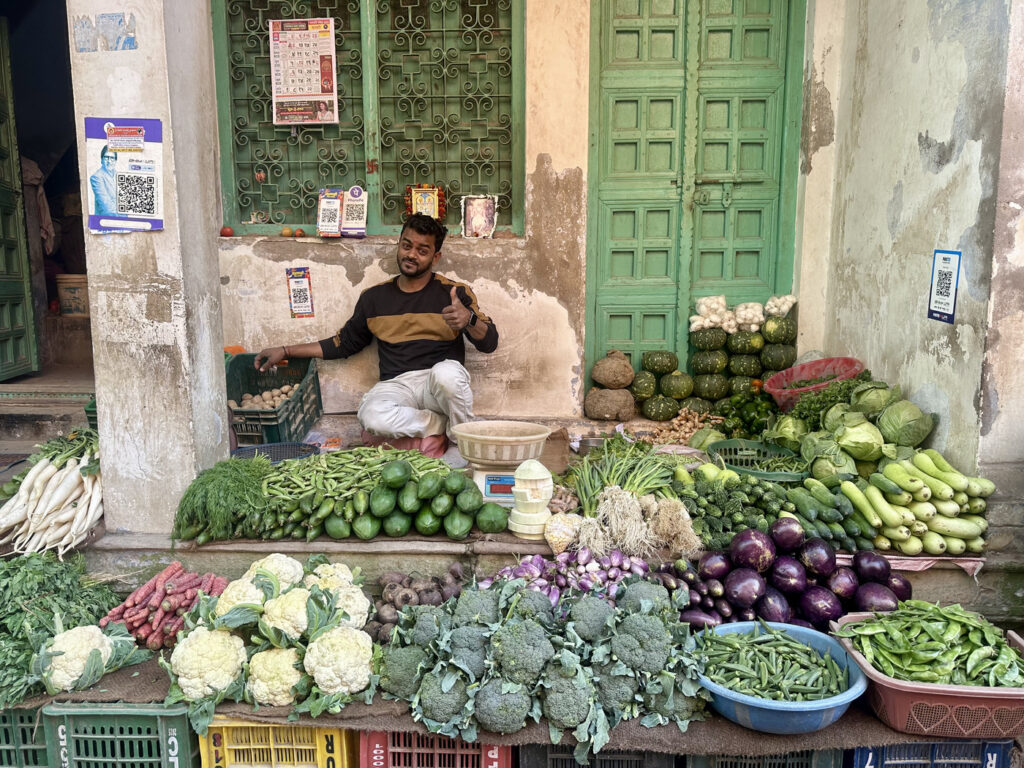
[0,708,47,767]
[706,438,809,482]
[42,702,198,768]
[687,750,843,768]
[226,353,323,446]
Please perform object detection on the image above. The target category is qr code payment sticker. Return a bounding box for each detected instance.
[116,174,156,216]
[935,269,953,298]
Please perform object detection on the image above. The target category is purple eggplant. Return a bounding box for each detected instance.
[756,586,794,623]
[680,568,699,585]
[726,614,739,623]
[853,550,891,584]
[886,573,913,602]
[555,552,572,566]
[724,568,767,609]
[738,608,757,621]
[789,618,814,628]
[600,556,613,569]
[701,595,716,611]
[730,529,777,573]
[825,566,859,601]
[714,598,733,618]
[798,538,837,578]
[770,556,808,595]
[477,577,494,589]
[704,578,724,598]
[800,585,843,624]
[679,609,721,630]
[770,517,807,552]
[698,551,732,581]
[854,582,899,612]
[607,582,619,599]
[689,589,701,607]
[694,581,709,597]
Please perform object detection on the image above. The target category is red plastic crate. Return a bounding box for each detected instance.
[360,730,511,768]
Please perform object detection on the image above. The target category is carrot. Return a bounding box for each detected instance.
[164,615,185,637]
[211,577,229,595]
[166,574,202,595]
[146,631,164,650]
[161,595,181,613]
[147,587,166,611]
[199,572,215,592]
[105,603,127,621]
[99,616,110,629]
[151,607,166,628]
[124,605,150,622]
[127,563,181,607]
[135,623,153,640]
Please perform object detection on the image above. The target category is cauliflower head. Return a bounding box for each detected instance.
[303,562,354,592]
[170,626,247,701]
[262,588,311,639]
[215,578,265,617]
[334,583,371,629]
[246,647,303,707]
[303,626,373,695]
[244,553,304,588]
[47,625,113,692]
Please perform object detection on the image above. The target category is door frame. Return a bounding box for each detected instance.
[583,0,806,386]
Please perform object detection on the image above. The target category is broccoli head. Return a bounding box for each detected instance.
[448,624,488,680]
[511,589,554,624]
[541,668,593,730]
[593,662,639,715]
[415,673,469,725]
[379,645,428,700]
[473,678,532,734]
[610,613,671,675]
[404,605,451,647]
[643,684,706,724]
[490,619,554,687]
[452,588,500,627]
[616,580,671,614]
[568,595,615,643]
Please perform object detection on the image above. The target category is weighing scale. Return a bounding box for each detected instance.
[471,462,517,506]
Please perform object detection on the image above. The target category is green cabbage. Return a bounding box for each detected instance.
[689,427,727,451]
[849,382,901,419]
[876,400,934,447]
[763,415,807,452]
[812,454,856,479]
[822,403,851,433]
[833,412,884,461]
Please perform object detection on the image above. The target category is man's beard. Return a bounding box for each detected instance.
[398,256,431,279]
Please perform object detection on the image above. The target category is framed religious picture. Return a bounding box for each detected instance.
[461,195,498,238]
[404,184,446,221]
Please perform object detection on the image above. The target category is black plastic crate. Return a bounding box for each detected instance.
[226,353,323,445]
[850,741,1014,768]
[688,751,844,768]
[521,744,674,768]
[230,441,320,463]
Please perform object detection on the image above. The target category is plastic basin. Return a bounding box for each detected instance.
[764,357,864,411]
[697,621,867,734]
[450,420,550,467]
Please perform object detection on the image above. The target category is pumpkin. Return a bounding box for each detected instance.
[690,328,728,350]
[761,316,797,344]
[641,350,679,375]
[692,374,730,401]
[728,354,762,377]
[679,397,713,415]
[727,331,765,354]
[629,370,657,401]
[761,344,797,371]
[659,370,694,400]
[691,349,729,375]
[642,394,680,421]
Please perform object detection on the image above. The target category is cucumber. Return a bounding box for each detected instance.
[932,499,962,517]
[869,473,903,496]
[881,525,911,542]
[839,535,858,553]
[813,518,834,540]
[841,481,884,529]
[841,516,863,538]
[818,506,843,524]
[872,535,892,551]
[864,485,905,528]
[819,473,844,489]
[848,510,878,539]
[908,501,936,521]
[882,462,925,493]
[943,535,968,555]
[804,478,838,507]
[921,530,948,555]
[786,488,820,521]
[912,452,969,492]
[965,536,986,554]
[895,535,924,556]
[884,490,914,506]
[967,497,987,515]
[900,461,955,501]
[827,521,847,540]
[833,493,855,517]
[790,513,819,538]
[854,536,875,551]
[926,515,982,539]
[958,514,988,534]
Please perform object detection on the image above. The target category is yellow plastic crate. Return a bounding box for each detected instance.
[198,717,356,768]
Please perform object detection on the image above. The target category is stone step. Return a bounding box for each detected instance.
[0,401,91,440]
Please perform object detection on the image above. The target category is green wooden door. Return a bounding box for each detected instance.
[0,18,35,382]
[586,0,802,372]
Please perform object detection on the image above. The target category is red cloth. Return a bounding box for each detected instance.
[360,430,448,458]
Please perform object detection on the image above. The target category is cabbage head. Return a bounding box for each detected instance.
[833,412,884,461]
[812,454,856,479]
[689,427,727,451]
[876,400,934,447]
[849,382,901,419]
[822,403,851,433]
[763,415,807,452]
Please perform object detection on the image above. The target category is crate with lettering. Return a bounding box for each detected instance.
[198,717,357,768]
[852,741,1014,768]
[360,730,512,768]
[0,707,47,767]
[226,353,323,445]
[687,750,843,768]
[42,702,198,768]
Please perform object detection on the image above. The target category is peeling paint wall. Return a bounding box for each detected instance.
[220,3,591,420]
[821,0,1009,470]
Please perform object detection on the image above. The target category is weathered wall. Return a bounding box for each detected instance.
[220,2,591,420]
[68,0,227,534]
[821,0,1008,471]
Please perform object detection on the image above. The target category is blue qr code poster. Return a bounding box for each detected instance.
[927,249,961,324]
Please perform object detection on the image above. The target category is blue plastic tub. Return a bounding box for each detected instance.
[697,621,867,734]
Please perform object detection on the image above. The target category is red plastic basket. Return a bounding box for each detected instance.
[360,730,512,768]
[764,357,864,411]
[831,613,1024,738]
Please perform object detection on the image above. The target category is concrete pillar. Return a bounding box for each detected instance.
[67,1,227,534]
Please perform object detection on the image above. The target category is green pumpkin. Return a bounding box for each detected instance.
[629,370,658,401]
[690,328,728,350]
[642,395,680,421]
[679,397,713,414]
[691,349,729,375]
[641,350,679,375]
[761,344,797,371]
[729,376,757,396]
[728,354,762,377]
[659,370,694,399]
[762,316,798,344]
[692,374,730,401]
[727,331,765,354]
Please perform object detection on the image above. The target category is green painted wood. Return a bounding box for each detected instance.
[0,17,36,382]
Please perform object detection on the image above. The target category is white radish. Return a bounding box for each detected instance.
[74,478,103,538]
[51,489,86,526]
[24,461,58,513]
[14,457,50,505]
[39,459,85,521]
[32,459,79,522]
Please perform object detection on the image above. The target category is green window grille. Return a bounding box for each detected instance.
[212,0,524,235]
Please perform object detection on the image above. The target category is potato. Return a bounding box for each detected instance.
[272,388,282,396]
[242,392,253,401]
[262,390,274,400]
[281,384,292,394]
[227,399,239,409]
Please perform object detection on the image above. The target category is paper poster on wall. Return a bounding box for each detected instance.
[287,267,314,318]
[927,249,961,324]
[84,117,163,233]
[269,18,338,125]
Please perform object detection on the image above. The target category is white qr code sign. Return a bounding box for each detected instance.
[928,249,961,324]
[287,267,314,318]
[84,117,163,233]
[317,188,343,237]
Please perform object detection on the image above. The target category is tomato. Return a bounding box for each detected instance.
[219,226,234,237]
[280,227,293,237]
[293,228,305,237]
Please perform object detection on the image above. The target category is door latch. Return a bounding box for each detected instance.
[722,182,733,208]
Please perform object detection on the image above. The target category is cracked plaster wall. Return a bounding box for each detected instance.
[822,0,1009,471]
[219,3,590,420]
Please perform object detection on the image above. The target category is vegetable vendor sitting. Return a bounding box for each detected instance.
[255,214,498,468]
